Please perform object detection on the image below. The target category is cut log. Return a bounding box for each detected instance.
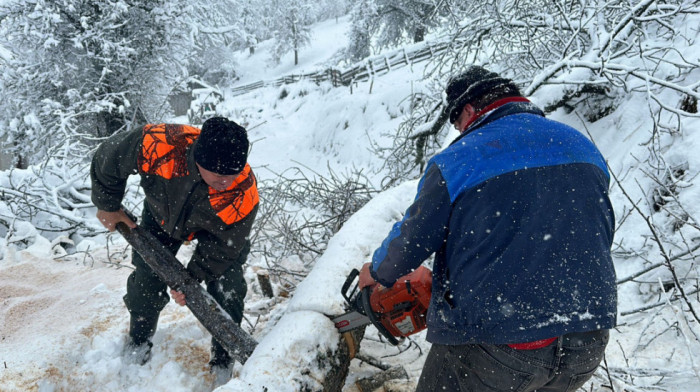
[355,353,391,371]
[320,327,366,391]
[116,222,257,364]
[356,366,409,392]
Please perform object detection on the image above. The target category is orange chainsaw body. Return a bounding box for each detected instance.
[369,266,432,338]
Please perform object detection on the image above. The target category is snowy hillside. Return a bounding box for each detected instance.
[2,9,700,392]
[0,16,432,392]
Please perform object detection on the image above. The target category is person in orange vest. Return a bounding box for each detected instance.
[91,117,258,377]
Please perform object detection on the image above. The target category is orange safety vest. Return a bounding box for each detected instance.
[138,123,200,179]
[208,164,259,225]
[137,123,258,225]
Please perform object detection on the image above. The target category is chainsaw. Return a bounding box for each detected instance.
[332,266,432,345]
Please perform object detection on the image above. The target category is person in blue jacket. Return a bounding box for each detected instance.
[359,66,617,392]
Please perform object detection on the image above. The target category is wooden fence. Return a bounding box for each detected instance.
[229,40,451,97]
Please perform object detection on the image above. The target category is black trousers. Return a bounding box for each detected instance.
[123,205,248,358]
[416,329,609,392]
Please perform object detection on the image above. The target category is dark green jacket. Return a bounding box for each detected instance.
[91,123,258,282]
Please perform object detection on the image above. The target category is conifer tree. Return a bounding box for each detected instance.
[269,0,314,65]
[348,0,450,52]
[347,0,378,61]
[0,0,190,166]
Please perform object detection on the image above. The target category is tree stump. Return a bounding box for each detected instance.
[256,270,274,298]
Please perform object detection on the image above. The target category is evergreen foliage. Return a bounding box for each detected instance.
[347,0,452,56]
[347,0,378,61]
[0,0,191,167]
[269,0,314,65]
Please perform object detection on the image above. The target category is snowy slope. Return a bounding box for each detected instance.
[0,16,431,392]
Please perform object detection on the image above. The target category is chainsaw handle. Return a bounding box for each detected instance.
[361,287,399,346]
[341,268,360,304]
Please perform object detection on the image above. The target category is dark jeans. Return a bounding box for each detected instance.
[416,329,609,392]
[123,205,248,358]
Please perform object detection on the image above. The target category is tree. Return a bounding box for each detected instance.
[357,0,451,50]
[240,3,268,55]
[185,0,256,83]
[314,0,351,22]
[0,0,192,167]
[268,0,314,65]
[347,0,378,62]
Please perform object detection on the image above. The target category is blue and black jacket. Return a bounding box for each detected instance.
[370,101,617,345]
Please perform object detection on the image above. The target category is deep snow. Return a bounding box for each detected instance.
[2,12,700,392]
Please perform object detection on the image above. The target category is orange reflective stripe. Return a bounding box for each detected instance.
[208,164,259,224]
[138,124,200,179]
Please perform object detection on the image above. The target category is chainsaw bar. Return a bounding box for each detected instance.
[333,268,370,332]
[332,310,370,333]
[331,268,399,345]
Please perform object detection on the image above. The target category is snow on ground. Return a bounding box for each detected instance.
[2,10,700,392]
[0,16,430,392]
[0,235,237,391]
[219,180,422,392]
[230,16,350,87]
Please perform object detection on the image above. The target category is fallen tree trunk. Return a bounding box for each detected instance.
[229,182,420,390]
[321,327,366,391]
[321,328,409,391]
[115,221,257,364]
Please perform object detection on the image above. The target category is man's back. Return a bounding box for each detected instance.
[426,104,617,344]
[366,66,617,392]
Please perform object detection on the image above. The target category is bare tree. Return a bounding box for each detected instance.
[251,165,377,288]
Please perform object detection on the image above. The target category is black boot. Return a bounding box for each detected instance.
[209,341,233,385]
[123,339,153,366]
[124,314,158,365]
[129,314,158,344]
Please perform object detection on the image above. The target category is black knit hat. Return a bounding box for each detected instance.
[443,66,522,123]
[193,117,249,175]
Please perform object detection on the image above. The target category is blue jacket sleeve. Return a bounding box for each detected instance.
[370,163,451,287]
